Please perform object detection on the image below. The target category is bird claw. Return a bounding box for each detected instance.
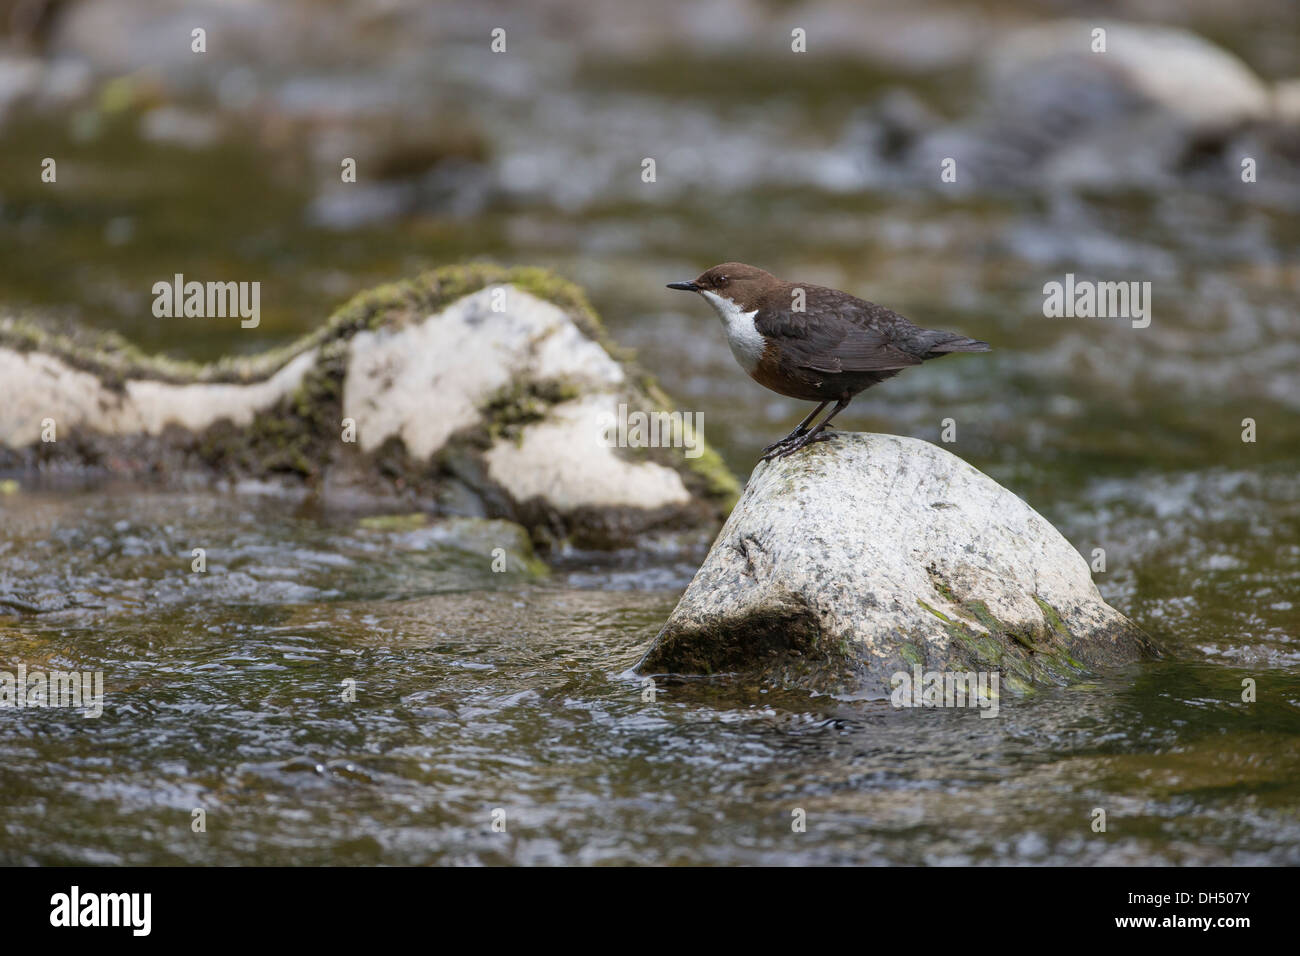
[760,435,801,458]
[760,427,813,458]
[759,429,836,462]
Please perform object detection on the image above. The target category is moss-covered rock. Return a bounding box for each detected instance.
[0,264,739,549]
[638,432,1158,698]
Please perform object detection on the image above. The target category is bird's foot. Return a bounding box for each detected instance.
[760,432,804,459]
[760,429,836,462]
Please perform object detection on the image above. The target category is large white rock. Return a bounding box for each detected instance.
[342,285,625,460]
[0,276,733,546]
[0,344,318,445]
[482,394,691,512]
[338,286,700,525]
[638,433,1155,697]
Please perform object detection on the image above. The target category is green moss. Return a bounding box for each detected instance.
[427,265,737,509]
[1032,596,1089,669]
[481,378,582,444]
[1033,595,1069,639]
[679,441,740,504]
[939,617,1006,670]
[0,315,202,391]
[925,575,980,623]
[226,339,347,478]
[970,634,1003,662]
[358,513,430,532]
[1003,675,1035,695]
[431,517,551,578]
[898,642,924,667]
[916,599,952,624]
[0,263,609,387]
[962,599,1037,650]
[919,566,1102,686]
[2,262,739,531]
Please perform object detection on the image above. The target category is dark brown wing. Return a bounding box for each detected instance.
[796,326,922,373]
[755,284,924,373]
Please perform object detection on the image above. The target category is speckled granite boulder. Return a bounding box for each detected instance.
[638,432,1156,697]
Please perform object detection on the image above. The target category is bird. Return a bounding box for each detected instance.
[667,262,990,460]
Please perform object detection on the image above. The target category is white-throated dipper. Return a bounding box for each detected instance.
[668,262,990,460]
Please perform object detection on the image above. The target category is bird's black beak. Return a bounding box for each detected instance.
[666,281,698,292]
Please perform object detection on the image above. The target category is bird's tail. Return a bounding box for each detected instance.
[924,333,991,357]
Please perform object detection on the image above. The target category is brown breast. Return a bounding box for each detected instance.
[749,340,833,402]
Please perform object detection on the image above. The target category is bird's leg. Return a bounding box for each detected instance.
[760,401,829,457]
[769,397,851,460]
[789,401,830,435]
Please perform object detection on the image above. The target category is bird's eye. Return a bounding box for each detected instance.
[716,275,729,285]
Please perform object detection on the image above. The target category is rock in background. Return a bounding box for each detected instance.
[0,264,738,549]
[639,433,1157,697]
[906,20,1299,196]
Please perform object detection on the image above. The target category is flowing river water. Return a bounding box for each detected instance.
[1,4,1298,864]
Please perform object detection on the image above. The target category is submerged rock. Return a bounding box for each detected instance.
[638,433,1156,698]
[0,264,737,548]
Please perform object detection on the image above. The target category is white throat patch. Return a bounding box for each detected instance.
[699,290,764,374]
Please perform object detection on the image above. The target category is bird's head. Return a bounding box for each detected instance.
[667,262,776,312]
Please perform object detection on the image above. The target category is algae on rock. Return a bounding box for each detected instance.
[0,264,739,549]
[639,432,1157,698]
